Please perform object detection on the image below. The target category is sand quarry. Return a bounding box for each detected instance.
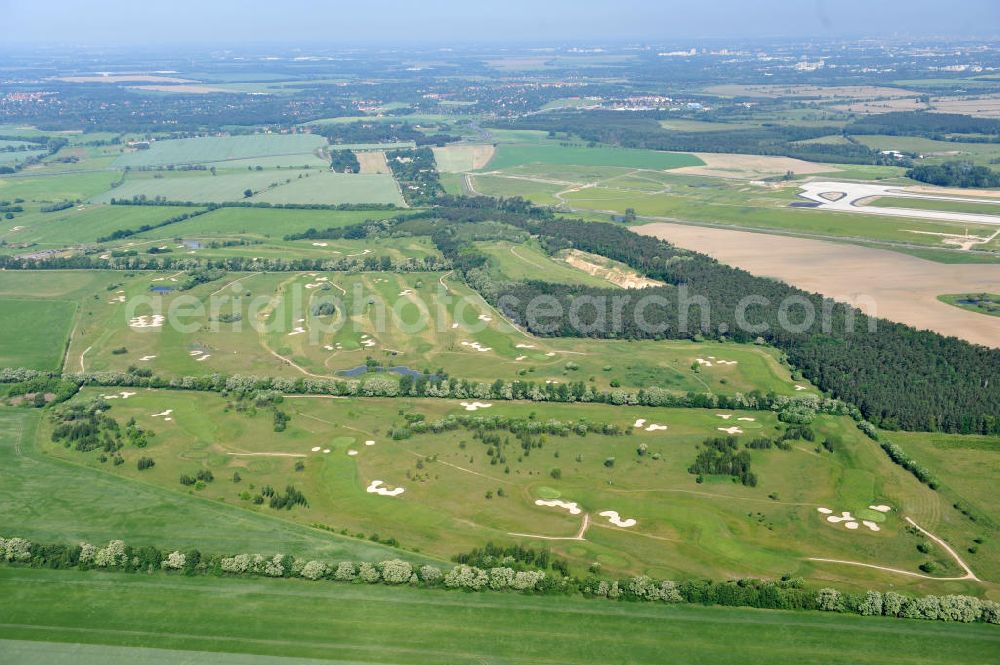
[636,223,1000,348]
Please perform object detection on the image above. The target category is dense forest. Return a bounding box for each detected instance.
[386,147,443,205]
[845,112,1000,140]
[328,148,360,173]
[906,161,1000,188]
[423,197,1000,434]
[489,112,881,164]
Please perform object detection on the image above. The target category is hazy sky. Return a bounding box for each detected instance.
[3,0,997,45]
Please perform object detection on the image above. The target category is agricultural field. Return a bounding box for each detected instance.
[113,134,328,169]
[483,144,704,171]
[431,143,496,172]
[88,169,405,206]
[42,270,811,396]
[2,567,995,665]
[0,299,75,370]
[852,135,1000,166]
[35,388,991,593]
[0,204,202,250]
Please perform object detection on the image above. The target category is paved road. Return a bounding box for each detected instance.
[799,181,1000,227]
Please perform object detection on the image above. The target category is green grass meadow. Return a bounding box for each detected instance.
[0,567,995,665]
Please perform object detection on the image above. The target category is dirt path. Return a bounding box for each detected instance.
[904,516,980,581]
[809,516,981,582]
[78,346,91,373]
[508,513,590,541]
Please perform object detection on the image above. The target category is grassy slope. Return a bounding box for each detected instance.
[486,144,703,171]
[35,390,996,594]
[0,409,429,563]
[1,567,996,665]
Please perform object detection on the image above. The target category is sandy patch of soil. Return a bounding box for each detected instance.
[355,150,390,174]
[535,499,582,515]
[672,153,837,179]
[560,249,664,289]
[598,510,637,528]
[635,222,1000,348]
[367,480,405,497]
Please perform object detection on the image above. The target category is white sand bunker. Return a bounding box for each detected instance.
[845,521,860,530]
[323,345,334,351]
[599,510,637,528]
[195,354,211,362]
[129,314,165,329]
[108,295,125,304]
[101,391,136,400]
[311,242,328,247]
[189,350,203,357]
[362,339,376,348]
[477,314,492,322]
[535,499,581,515]
[365,440,375,446]
[817,507,833,515]
[545,380,559,385]
[545,352,556,357]
[347,450,358,456]
[515,355,526,361]
[367,480,405,497]
[398,289,413,296]
[737,417,756,422]
[718,426,743,435]
[716,414,732,420]
[140,355,157,361]
[461,341,492,352]
[311,446,321,452]
[515,344,535,349]
[716,360,738,366]
[288,327,306,336]
[633,419,646,428]
[451,323,460,329]
[794,384,808,391]
[862,520,881,532]
[869,504,892,513]
[460,401,492,412]
[323,449,330,454]
[645,424,668,432]
[151,410,173,418]
[695,358,713,367]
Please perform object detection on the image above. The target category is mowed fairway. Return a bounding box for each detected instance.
[0,408,424,562]
[0,299,75,370]
[28,269,809,394]
[113,134,328,168]
[40,389,988,593]
[1,568,996,665]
